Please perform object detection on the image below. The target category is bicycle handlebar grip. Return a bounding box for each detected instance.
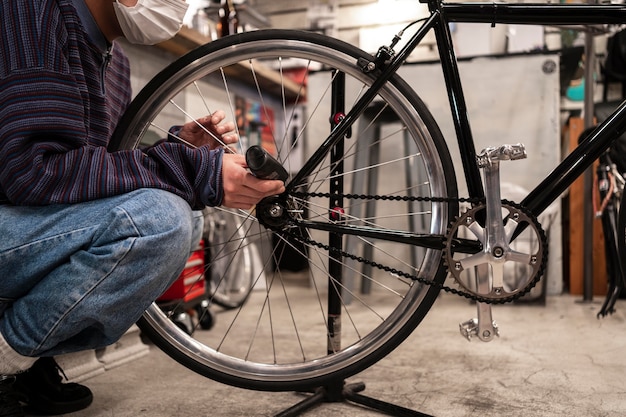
[245,145,289,182]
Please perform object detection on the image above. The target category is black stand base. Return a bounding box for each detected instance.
[273,380,433,417]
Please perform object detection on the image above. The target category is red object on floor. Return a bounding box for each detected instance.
[157,240,206,302]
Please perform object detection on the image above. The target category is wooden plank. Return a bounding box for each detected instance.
[567,117,607,296]
[156,26,212,56]
[155,27,303,102]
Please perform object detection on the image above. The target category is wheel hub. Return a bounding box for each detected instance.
[256,196,292,228]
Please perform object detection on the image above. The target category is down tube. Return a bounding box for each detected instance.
[523,100,626,216]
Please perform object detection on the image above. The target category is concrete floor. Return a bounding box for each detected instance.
[46,293,626,417]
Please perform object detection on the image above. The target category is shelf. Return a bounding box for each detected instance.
[156,27,304,102]
[156,26,212,56]
[223,59,305,103]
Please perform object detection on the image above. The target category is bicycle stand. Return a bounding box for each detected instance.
[273,73,433,417]
[274,379,432,417]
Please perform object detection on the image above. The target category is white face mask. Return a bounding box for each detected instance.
[113,0,189,45]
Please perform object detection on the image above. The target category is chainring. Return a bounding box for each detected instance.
[444,200,547,301]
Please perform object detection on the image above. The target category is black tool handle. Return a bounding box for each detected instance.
[245,145,288,181]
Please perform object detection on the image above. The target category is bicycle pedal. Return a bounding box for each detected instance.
[459,299,500,342]
[459,318,479,341]
[477,143,526,168]
[459,317,499,342]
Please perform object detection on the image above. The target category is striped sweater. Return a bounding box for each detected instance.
[0,0,223,208]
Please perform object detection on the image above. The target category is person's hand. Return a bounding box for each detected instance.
[221,154,285,209]
[178,110,238,150]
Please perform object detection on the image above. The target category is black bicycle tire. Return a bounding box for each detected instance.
[113,29,458,391]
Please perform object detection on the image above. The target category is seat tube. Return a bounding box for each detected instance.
[431,1,484,199]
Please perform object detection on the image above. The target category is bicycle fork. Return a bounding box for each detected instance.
[459,144,527,342]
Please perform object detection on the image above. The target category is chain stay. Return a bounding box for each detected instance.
[284,192,548,304]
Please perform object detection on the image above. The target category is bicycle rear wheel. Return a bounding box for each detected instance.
[112,29,458,391]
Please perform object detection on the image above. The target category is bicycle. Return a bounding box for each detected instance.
[595,144,625,317]
[154,207,257,334]
[586,100,626,318]
[202,206,257,310]
[108,0,626,397]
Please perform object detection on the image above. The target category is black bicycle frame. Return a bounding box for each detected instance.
[289,1,626,251]
[436,1,626,216]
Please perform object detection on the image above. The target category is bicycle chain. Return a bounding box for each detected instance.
[279,192,548,305]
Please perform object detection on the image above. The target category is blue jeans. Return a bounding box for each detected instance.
[0,189,202,357]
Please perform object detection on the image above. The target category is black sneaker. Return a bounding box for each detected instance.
[0,376,25,417]
[13,357,93,415]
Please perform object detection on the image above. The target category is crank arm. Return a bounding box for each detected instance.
[459,263,499,341]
